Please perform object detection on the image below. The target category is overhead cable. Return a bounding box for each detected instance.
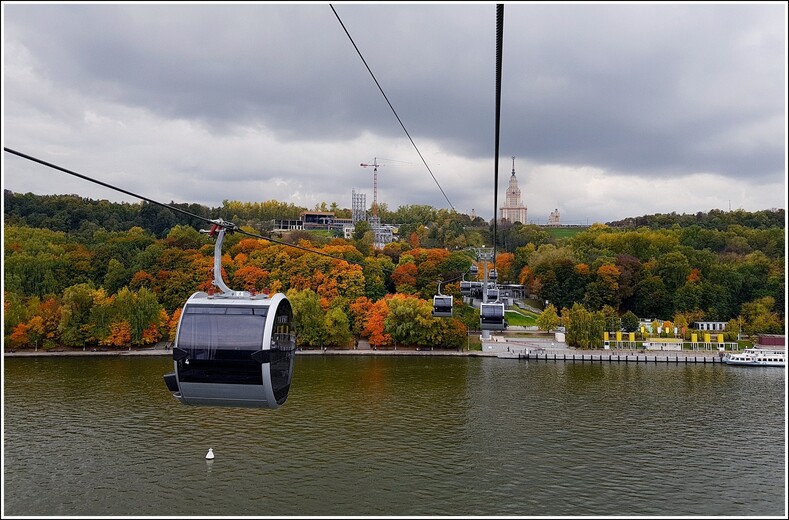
[3,147,392,273]
[330,4,456,212]
[492,4,504,267]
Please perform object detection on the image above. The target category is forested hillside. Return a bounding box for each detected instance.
[3,190,785,350]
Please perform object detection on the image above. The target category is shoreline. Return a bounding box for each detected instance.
[3,346,723,359]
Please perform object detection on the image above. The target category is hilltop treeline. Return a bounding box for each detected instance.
[3,190,300,237]
[3,191,785,350]
[606,208,785,230]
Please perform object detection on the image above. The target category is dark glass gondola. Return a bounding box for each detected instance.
[480,302,506,331]
[487,287,499,301]
[489,269,498,281]
[459,280,472,296]
[470,281,483,299]
[469,264,479,276]
[163,222,295,408]
[432,294,454,318]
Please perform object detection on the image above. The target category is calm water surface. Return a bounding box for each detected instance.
[3,355,786,516]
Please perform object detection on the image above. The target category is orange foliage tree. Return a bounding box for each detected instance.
[9,322,30,347]
[232,265,270,292]
[494,252,516,283]
[596,264,621,291]
[348,296,372,337]
[168,308,182,343]
[362,299,392,348]
[391,263,418,294]
[103,320,132,347]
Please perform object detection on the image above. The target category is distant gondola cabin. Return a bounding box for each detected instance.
[480,302,506,331]
[432,295,453,318]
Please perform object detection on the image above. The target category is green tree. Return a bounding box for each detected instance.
[563,303,605,349]
[384,294,437,347]
[103,258,131,295]
[352,220,371,241]
[287,288,328,347]
[620,310,640,333]
[632,275,671,319]
[656,251,691,293]
[536,303,561,332]
[740,297,784,335]
[112,287,165,345]
[165,225,206,250]
[324,306,352,348]
[59,283,99,346]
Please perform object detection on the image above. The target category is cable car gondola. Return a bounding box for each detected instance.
[432,282,453,318]
[432,295,453,318]
[469,264,479,277]
[470,281,483,299]
[163,221,296,408]
[489,268,498,281]
[459,280,472,296]
[480,302,506,331]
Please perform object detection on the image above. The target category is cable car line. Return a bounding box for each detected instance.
[479,4,507,333]
[329,4,456,213]
[3,146,393,274]
[4,147,209,226]
[491,3,504,270]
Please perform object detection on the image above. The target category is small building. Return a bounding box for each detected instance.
[756,334,785,349]
[643,338,683,351]
[272,218,303,232]
[301,211,335,229]
[692,321,728,332]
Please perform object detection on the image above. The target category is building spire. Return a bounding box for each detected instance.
[511,156,516,176]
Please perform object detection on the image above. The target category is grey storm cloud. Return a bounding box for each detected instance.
[2,2,786,224]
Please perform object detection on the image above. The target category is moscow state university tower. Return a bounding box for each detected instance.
[500,156,528,224]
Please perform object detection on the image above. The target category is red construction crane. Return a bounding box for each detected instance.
[360,158,384,218]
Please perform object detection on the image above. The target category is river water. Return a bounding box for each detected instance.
[3,355,786,516]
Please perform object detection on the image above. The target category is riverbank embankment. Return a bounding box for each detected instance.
[4,344,723,360]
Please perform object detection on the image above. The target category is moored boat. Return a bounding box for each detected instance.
[723,347,785,367]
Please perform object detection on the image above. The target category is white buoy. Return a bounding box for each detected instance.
[205,448,214,460]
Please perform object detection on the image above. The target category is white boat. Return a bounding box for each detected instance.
[723,348,785,367]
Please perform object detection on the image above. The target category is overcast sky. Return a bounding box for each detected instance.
[2,2,787,225]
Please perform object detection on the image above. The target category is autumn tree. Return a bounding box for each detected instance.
[287,288,328,347]
[536,303,561,332]
[168,308,182,342]
[740,297,784,335]
[348,296,372,338]
[59,283,100,346]
[384,294,437,347]
[324,306,352,348]
[391,262,418,295]
[563,303,605,349]
[112,287,166,345]
[362,298,392,348]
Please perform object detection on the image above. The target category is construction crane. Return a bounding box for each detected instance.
[359,157,384,218]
